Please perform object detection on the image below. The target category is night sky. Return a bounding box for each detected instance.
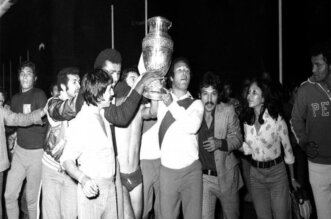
[0,0,330,98]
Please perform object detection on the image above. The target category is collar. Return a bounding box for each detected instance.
[82,102,102,114]
[170,90,193,101]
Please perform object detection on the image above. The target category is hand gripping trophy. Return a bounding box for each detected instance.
[141,16,174,100]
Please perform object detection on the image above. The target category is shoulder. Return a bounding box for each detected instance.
[11,92,20,102]
[216,102,235,113]
[32,88,47,97]
[192,99,204,110]
[297,79,315,93]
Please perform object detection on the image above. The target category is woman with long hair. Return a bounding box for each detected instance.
[241,78,300,219]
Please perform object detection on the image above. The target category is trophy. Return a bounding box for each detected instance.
[142,16,174,100]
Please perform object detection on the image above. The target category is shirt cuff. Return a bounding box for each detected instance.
[218,139,228,152]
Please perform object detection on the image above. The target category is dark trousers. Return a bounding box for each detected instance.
[159,160,202,219]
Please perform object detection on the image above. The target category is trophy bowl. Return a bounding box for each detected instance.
[142,16,173,100]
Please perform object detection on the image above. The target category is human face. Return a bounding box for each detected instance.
[125,72,139,88]
[171,61,191,91]
[0,92,5,107]
[311,54,331,82]
[51,85,59,97]
[19,67,36,92]
[65,74,80,98]
[103,60,121,86]
[100,84,114,108]
[247,82,264,111]
[200,86,218,113]
[223,84,232,98]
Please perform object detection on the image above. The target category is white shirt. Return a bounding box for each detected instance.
[60,103,115,179]
[157,92,204,169]
[242,110,295,164]
[140,118,161,160]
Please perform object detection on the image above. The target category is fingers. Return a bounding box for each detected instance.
[82,179,99,198]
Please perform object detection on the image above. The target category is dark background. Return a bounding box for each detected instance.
[0,0,330,98]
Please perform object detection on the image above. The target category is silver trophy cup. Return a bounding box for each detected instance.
[142,16,174,100]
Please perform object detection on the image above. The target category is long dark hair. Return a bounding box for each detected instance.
[241,77,283,125]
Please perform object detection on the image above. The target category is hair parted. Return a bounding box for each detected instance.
[241,77,283,126]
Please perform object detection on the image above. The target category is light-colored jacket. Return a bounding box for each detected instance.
[0,107,42,172]
[214,103,243,194]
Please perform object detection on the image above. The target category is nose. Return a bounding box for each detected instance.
[312,65,317,74]
[207,94,212,102]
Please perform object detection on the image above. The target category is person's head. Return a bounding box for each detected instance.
[120,67,140,88]
[260,72,273,83]
[94,48,122,86]
[82,68,114,108]
[199,71,221,113]
[311,43,331,82]
[49,83,60,97]
[57,67,80,98]
[18,61,37,92]
[168,57,191,92]
[240,78,251,100]
[0,88,7,107]
[243,78,281,125]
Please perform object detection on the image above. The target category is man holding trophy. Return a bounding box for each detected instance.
[141,17,204,219]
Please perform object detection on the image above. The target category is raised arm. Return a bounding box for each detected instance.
[3,108,44,127]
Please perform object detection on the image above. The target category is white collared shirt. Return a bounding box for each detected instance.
[243,110,295,164]
[157,92,204,169]
[61,103,115,179]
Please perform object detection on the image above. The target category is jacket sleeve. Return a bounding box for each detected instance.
[48,97,78,122]
[103,89,142,127]
[225,105,243,152]
[3,108,43,127]
[290,87,308,147]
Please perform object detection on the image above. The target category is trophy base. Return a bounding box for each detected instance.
[143,89,167,100]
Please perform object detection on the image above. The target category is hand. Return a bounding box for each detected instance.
[203,137,221,152]
[161,90,173,106]
[291,178,301,191]
[134,71,163,94]
[80,175,99,198]
[303,141,319,158]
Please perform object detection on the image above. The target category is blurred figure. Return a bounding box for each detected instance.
[0,88,10,109]
[221,81,241,115]
[49,82,60,97]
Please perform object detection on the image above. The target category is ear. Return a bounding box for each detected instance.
[60,84,66,92]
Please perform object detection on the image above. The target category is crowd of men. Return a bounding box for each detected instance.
[0,43,330,219]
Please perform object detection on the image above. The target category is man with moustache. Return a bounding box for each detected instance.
[42,67,81,219]
[291,43,331,219]
[198,72,243,219]
[145,57,204,219]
